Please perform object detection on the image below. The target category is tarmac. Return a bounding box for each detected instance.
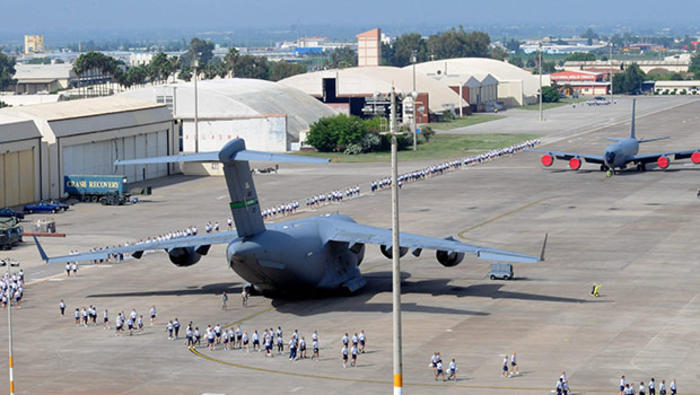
[2,96,700,394]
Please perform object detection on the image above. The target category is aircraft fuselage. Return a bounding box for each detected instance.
[604,138,639,169]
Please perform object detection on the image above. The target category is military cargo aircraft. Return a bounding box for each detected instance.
[531,99,700,176]
[35,138,544,294]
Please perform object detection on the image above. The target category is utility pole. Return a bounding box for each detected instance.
[193,54,200,153]
[609,42,614,103]
[411,50,417,151]
[539,41,543,122]
[1,259,18,395]
[389,87,403,395]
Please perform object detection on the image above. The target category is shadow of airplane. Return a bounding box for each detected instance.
[88,282,242,298]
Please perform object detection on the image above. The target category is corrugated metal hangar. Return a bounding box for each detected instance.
[0,96,176,205]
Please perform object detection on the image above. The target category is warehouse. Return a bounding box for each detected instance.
[0,113,42,207]
[408,58,546,107]
[13,63,77,95]
[279,66,467,123]
[0,96,176,199]
[121,78,335,153]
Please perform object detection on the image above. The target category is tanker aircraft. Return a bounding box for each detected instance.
[35,138,544,294]
[531,99,700,176]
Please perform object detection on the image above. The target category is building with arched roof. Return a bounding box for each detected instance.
[279,66,468,123]
[407,58,547,107]
[121,78,336,153]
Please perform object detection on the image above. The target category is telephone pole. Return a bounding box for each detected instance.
[389,87,403,395]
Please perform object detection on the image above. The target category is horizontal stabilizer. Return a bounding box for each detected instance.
[638,136,670,143]
[115,152,219,166]
[115,148,329,166]
[604,137,624,142]
[233,150,329,164]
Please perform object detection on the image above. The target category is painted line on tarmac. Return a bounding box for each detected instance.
[457,198,547,238]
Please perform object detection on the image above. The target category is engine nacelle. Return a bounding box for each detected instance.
[436,250,465,267]
[380,245,408,259]
[657,155,670,169]
[691,151,700,164]
[541,154,554,167]
[350,243,366,266]
[568,157,582,170]
[167,246,202,267]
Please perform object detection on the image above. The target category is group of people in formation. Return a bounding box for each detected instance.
[63,301,157,337]
[2,269,24,308]
[340,331,367,368]
[262,201,300,219]
[430,352,458,382]
[620,375,676,395]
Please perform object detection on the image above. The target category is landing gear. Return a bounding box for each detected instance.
[636,163,646,172]
[606,169,614,177]
[600,164,608,172]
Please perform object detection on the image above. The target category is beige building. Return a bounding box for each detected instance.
[0,114,42,207]
[24,34,45,54]
[357,29,381,67]
[13,63,77,94]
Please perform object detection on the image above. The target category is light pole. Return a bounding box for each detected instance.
[411,50,418,151]
[192,53,200,153]
[1,259,18,395]
[389,87,403,395]
[538,41,543,122]
[609,42,614,103]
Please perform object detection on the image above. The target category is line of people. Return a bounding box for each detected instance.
[262,201,300,219]
[61,301,158,337]
[620,375,676,395]
[1,270,25,308]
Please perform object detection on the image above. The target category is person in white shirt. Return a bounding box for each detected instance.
[640,381,646,395]
[502,356,509,377]
[341,345,348,368]
[510,352,519,376]
[149,306,157,325]
[670,379,676,395]
[621,376,627,395]
[649,378,656,395]
[447,358,457,382]
[435,361,446,381]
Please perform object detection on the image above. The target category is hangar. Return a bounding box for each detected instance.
[0,113,42,207]
[121,78,336,153]
[408,57,547,107]
[279,66,468,123]
[0,96,176,201]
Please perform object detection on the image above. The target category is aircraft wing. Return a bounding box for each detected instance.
[630,149,700,164]
[321,220,543,264]
[33,231,238,264]
[527,149,605,164]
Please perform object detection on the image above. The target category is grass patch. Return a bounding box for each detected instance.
[520,97,588,111]
[424,114,504,130]
[296,133,540,163]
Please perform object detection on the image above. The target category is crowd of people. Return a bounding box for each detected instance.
[430,352,458,382]
[619,375,676,395]
[262,201,300,219]
[62,300,157,337]
[1,269,24,308]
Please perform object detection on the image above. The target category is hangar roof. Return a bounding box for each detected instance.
[121,78,335,137]
[279,66,467,113]
[13,63,76,81]
[0,113,42,144]
[407,58,543,97]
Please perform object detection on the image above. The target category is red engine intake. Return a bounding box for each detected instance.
[541,154,554,167]
[568,157,582,170]
[691,151,700,164]
[657,155,670,169]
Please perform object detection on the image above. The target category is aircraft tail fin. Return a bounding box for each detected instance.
[116,138,328,238]
[630,98,636,139]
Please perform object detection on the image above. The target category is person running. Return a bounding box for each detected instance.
[435,360,446,381]
[186,326,194,348]
[214,323,222,344]
[430,352,439,375]
[127,317,134,335]
[341,345,348,368]
[103,309,109,329]
[173,318,180,339]
[359,330,366,353]
[447,358,457,382]
[149,305,157,326]
[167,321,174,340]
[59,300,66,316]
[299,337,307,359]
[242,331,249,352]
[194,327,201,347]
[207,327,216,351]
[264,334,273,358]
[510,352,519,376]
[342,333,349,348]
[350,344,358,367]
[137,315,144,331]
[502,355,509,377]
[74,308,80,325]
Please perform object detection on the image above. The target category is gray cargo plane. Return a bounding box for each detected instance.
[35,138,544,294]
[532,99,700,176]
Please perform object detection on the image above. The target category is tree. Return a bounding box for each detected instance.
[541,86,560,103]
[73,51,120,76]
[504,38,520,52]
[0,52,16,91]
[386,33,429,67]
[565,52,596,62]
[690,52,700,75]
[147,52,170,83]
[613,63,646,94]
[427,28,490,60]
[181,37,214,69]
[324,47,356,69]
[305,114,366,152]
[234,55,270,79]
[581,28,598,46]
[268,61,306,81]
[222,48,239,77]
[490,46,509,61]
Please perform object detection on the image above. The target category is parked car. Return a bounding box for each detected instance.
[46,200,70,211]
[587,96,611,106]
[489,263,514,280]
[0,208,24,220]
[485,102,505,113]
[0,226,22,250]
[24,201,63,214]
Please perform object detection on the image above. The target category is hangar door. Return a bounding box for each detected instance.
[0,149,35,208]
[62,131,168,184]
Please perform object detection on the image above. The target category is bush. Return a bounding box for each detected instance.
[305,114,365,152]
[541,86,560,103]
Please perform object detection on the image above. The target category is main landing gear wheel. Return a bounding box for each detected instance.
[637,163,646,172]
[606,170,614,177]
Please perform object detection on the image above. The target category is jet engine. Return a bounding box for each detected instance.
[657,155,670,169]
[568,157,582,170]
[167,245,210,267]
[691,152,700,164]
[436,250,465,267]
[380,245,408,259]
[541,154,554,167]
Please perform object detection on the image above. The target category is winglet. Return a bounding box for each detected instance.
[33,236,49,262]
[539,233,548,262]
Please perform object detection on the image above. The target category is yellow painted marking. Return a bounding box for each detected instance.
[457,198,547,239]
[221,306,276,330]
[393,373,402,387]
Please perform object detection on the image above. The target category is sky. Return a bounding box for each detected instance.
[1,0,699,43]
